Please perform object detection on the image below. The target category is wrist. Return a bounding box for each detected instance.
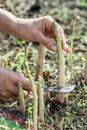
[14,18,32,40]
[10,17,21,37]
[14,18,35,40]
[13,18,25,39]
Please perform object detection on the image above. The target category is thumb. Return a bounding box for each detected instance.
[35,31,57,51]
[19,77,31,91]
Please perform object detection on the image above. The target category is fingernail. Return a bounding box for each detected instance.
[51,45,57,51]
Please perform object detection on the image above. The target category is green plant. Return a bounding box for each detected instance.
[24,62,38,130]
[2,60,8,67]
[12,38,25,46]
[77,0,87,7]
[65,111,71,124]
[70,19,76,83]
[56,34,65,103]
[27,103,33,118]
[85,51,87,84]
[27,103,33,129]
[0,117,25,130]
[11,51,25,72]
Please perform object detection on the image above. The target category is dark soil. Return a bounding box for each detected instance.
[0,107,26,128]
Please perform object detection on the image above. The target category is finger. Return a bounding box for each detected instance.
[0,97,10,101]
[7,85,19,98]
[0,89,18,100]
[19,77,31,91]
[64,44,71,52]
[23,90,29,98]
[34,30,57,51]
[59,27,71,52]
[10,84,29,99]
[58,26,66,49]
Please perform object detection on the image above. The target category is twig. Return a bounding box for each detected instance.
[44,109,53,124]
[48,123,54,130]
[70,125,77,130]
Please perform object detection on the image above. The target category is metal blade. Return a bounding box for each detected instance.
[58,85,76,92]
[43,85,76,93]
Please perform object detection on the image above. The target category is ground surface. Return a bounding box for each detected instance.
[0,0,87,130]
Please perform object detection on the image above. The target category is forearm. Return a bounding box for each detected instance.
[0,8,18,36]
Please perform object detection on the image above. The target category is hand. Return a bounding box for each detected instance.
[0,10,71,52]
[0,66,30,101]
[17,16,71,52]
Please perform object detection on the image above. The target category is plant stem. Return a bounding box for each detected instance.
[85,51,87,84]
[24,62,38,130]
[2,60,8,67]
[56,34,65,103]
[70,19,76,84]
[59,118,64,130]
[24,43,28,63]
[18,81,26,114]
[35,44,45,81]
[35,44,45,122]
[38,76,44,122]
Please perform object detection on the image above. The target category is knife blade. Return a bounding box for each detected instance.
[43,85,76,93]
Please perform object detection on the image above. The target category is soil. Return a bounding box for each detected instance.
[0,107,27,128]
[0,0,87,130]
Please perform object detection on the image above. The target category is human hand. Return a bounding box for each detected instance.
[16,16,71,52]
[0,9,71,52]
[0,66,30,101]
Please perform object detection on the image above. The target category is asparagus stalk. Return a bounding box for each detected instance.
[18,81,26,114]
[25,62,38,130]
[56,34,65,103]
[85,51,87,84]
[35,44,45,81]
[2,60,8,68]
[35,44,45,122]
[70,19,76,83]
[24,43,28,63]
[53,21,65,103]
[38,76,44,122]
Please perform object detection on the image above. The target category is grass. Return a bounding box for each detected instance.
[0,117,25,130]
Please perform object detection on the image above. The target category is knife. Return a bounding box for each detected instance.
[43,85,76,93]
